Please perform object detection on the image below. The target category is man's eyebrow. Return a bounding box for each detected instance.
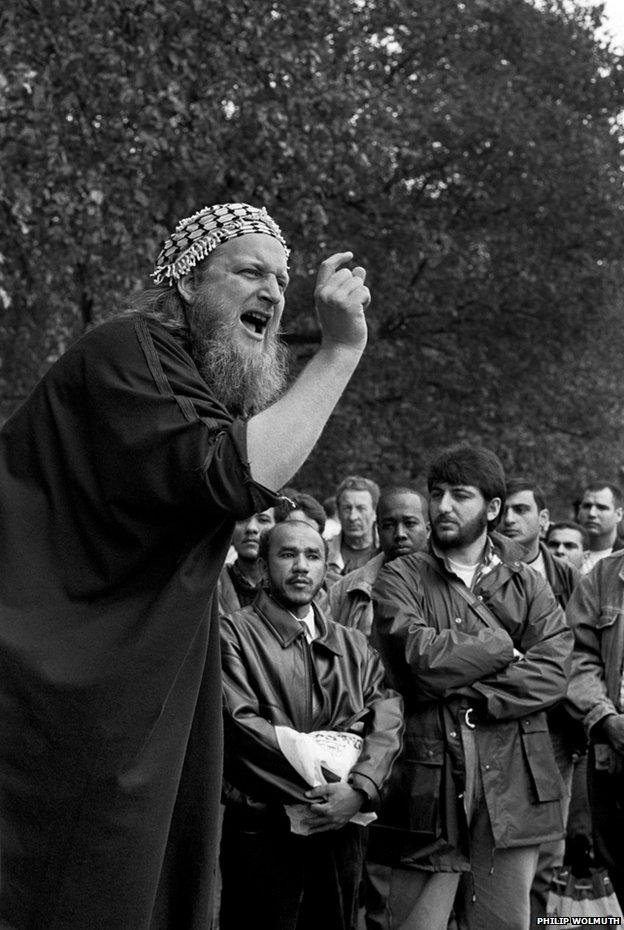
[235,255,289,277]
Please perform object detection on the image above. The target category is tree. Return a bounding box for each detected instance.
[1,0,623,509]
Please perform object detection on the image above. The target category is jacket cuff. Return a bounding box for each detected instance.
[348,772,380,812]
[586,701,618,737]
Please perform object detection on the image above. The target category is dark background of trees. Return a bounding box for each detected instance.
[2,0,624,512]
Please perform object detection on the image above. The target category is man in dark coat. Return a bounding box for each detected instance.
[371,446,572,930]
[0,203,370,929]
[501,477,581,923]
[219,520,403,930]
[566,551,624,908]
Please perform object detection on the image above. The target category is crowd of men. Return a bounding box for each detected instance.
[1,203,623,930]
[217,457,624,930]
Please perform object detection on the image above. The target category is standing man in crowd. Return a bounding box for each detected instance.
[566,549,624,909]
[0,202,370,929]
[327,476,381,583]
[328,486,429,637]
[219,520,403,930]
[501,477,581,924]
[546,521,589,571]
[217,507,276,615]
[370,446,572,930]
[274,491,327,535]
[577,482,623,574]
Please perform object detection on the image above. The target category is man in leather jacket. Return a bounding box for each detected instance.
[371,446,572,930]
[219,520,403,930]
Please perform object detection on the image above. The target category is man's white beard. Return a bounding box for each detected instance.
[187,291,289,418]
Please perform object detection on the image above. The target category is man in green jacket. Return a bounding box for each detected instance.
[371,446,573,930]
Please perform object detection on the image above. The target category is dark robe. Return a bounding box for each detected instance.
[0,315,276,929]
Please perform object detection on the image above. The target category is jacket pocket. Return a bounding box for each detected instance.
[596,608,621,630]
[519,716,564,803]
[382,736,446,839]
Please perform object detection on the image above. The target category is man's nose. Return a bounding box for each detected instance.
[292,553,308,571]
[258,275,282,305]
[394,523,408,539]
[503,510,515,524]
[437,493,453,513]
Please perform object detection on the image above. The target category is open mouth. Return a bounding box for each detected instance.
[240,310,271,337]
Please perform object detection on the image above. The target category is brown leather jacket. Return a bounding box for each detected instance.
[220,590,403,824]
[370,536,573,870]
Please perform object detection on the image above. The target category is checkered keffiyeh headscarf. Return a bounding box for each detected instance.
[152,203,290,286]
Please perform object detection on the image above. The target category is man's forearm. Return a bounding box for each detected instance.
[247,343,363,490]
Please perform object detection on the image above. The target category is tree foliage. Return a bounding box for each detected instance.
[2,0,624,509]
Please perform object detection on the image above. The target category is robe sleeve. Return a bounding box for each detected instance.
[77,316,276,518]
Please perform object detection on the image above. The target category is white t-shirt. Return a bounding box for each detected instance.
[581,548,613,575]
[447,557,480,589]
[526,551,547,579]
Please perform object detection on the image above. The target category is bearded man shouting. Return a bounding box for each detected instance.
[0,203,369,929]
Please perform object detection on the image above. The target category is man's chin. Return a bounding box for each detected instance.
[432,530,459,549]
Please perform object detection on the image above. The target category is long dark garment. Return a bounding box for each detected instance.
[220,814,366,930]
[0,315,275,929]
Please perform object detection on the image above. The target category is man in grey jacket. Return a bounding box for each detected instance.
[371,446,573,930]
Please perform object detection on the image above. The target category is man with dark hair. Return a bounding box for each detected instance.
[577,482,623,574]
[219,520,403,930]
[328,487,429,637]
[327,486,428,928]
[502,478,581,924]
[546,521,589,572]
[274,491,327,535]
[327,475,381,582]
[0,203,370,928]
[217,507,276,615]
[370,445,572,930]
[503,477,579,605]
[502,477,549,565]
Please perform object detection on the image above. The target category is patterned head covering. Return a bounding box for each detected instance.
[152,203,290,285]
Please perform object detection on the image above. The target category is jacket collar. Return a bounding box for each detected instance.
[429,532,523,572]
[341,552,385,595]
[538,541,564,594]
[426,532,524,596]
[252,589,343,655]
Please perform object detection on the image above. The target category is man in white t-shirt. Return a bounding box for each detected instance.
[371,447,572,930]
[577,483,623,574]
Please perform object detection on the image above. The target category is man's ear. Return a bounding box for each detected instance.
[487,497,502,523]
[539,508,550,534]
[176,272,195,303]
[258,557,270,585]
